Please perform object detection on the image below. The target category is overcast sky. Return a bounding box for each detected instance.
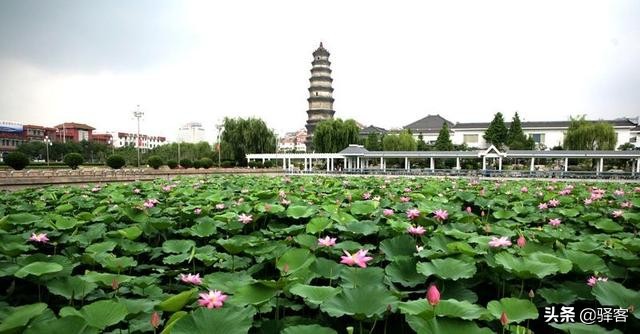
[1,0,639,142]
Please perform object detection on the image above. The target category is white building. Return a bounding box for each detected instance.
[402,115,639,150]
[178,122,206,143]
[114,132,167,150]
[279,128,307,152]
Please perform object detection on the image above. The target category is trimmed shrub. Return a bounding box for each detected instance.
[263,160,274,168]
[63,153,84,170]
[147,156,163,170]
[167,160,178,169]
[220,160,235,168]
[193,159,202,169]
[179,159,193,169]
[106,155,126,169]
[200,158,214,169]
[4,152,30,170]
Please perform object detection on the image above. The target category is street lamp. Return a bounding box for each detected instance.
[107,138,114,156]
[216,123,224,168]
[44,136,52,166]
[132,105,144,167]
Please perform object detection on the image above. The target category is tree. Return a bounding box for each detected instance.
[483,112,508,148]
[4,152,29,170]
[221,117,277,165]
[435,123,453,151]
[147,156,163,169]
[416,134,429,151]
[64,153,84,169]
[563,116,616,150]
[383,130,416,151]
[106,155,126,169]
[506,113,535,150]
[617,142,635,151]
[364,133,382,151]
[312,119,361,153]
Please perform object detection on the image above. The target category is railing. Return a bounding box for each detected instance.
[287,168,640,180]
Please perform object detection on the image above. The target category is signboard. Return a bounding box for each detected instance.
[0,121,23,134]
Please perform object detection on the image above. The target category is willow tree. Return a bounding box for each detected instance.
[312,119,361,153]
[221,117,277,165]
[563,116,616,150]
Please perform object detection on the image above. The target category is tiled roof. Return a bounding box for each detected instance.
[404,115,454,132]
[453,119,637,129]
[360,125,388,135]
[54,122,96,130]
[338,145,369,155]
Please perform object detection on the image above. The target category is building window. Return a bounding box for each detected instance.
[463,134,478,144]
[531,133,545,143]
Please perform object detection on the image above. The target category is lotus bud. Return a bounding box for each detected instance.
[426,284,440,306]
[500,311,509,326]
[150,312,161,329]
[528,290,535,298]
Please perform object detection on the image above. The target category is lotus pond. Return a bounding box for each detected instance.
[0,176,639,334]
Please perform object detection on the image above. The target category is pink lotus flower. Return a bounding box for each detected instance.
[400,196,410,203]
[548,218,562,227]
[281,199,291,206]
[583,198,592,205]
[587,276,608,287]
[416,245,424,252]
[407,225,426,236]
[488,236,512,248]
[238,213,253,224]
[150,311,161,329]
[406,208,420,220]
[143,199,159,208]
[372,195,381,201]
[278,190,286,198]
[621,201,632,209]
[612,210,624,218]
[162,185,172,192]
[362,192,371,200]
[538,203,548,210]
[215,203,225,210]
[91,187,101,192]
[404,187,412,193]
[546,186,555,191]
[635,187,640,193]
[433,209,448,221]
[559,189,571,196]
[614,190,625,197]
[547,199,560,207]
[466,206,472,214]
[29,233,49,243]
[520,186,528,193]
[198,290,228,309]
[194,208,202,215]
[382,209,394,217]
[517,235,526,248]
[133,188,141,194]
[179,273,202,285]
[340,249,373,268]
[318,236,337,247]
[426,284,440,306]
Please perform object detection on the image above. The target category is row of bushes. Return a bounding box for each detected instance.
[247,160,275,168]
[3,152,86,170]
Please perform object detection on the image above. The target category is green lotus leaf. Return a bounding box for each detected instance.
[117,225,143,240]
[289,284,341,305]
[157,289,198,312]
[379,235,416,261]
[231,282,277,305]
[79,300,129,330]
[591,281,640,319]
[385,257,424,287]
[486,298,538,323]
[47,276,98,300]
[563,249,607,273]
[416,258,476,280]
[23,316,96,334]
[549,322,623,334]
[286,205,317,219]
[538,287,579,305]
[350,200,378,215]
[0,303,48,332]
[405,315,494,334]
[310,257,343,279]
[171,306,254,334]
[14,262,63,278]
[276,248,315,275]
[162,240,196,254]
[589,218,623,232]
[282,324,337,334]
[321,285,398,318]
[306,216,332,234]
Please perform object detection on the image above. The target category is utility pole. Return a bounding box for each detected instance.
[216,123,223,168]
[132,105,144,167]
[44,136,51,166]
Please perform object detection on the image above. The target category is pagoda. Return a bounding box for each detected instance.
[305,42,335,151]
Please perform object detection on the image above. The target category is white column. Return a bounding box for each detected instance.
[456,157,460,170]
[262,158,265,163]
[564,158,568,172]
[498,157,503,171]
[288,158,291,170]
[343,158,347,170]
[331,158,334,170]
[430,157,434,171]
[530,158,535,171]
[404,157,409,170]
[482,157,487,170]
[600,158,604,172]
[326,158,330,171]
[637,158,640,173]
[380,157,384,170]
[357,157,361,171]
[283,157,286,170]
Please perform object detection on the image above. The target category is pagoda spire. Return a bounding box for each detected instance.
[305,42,335,151]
